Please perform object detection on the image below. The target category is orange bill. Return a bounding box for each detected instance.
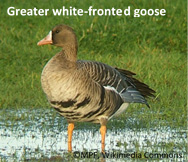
[37,31,52,46]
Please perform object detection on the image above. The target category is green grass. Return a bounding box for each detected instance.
[0,0,186,130]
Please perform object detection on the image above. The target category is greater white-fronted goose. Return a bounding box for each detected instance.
[37,24,155,152]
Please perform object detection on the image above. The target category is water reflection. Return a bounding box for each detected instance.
[0,109,186,161]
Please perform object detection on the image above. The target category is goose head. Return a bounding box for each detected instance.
[37,24,78,51]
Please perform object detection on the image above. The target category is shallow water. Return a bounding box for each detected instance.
[0,109,187,161]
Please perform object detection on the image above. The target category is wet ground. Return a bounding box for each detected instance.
[0,109,187,161]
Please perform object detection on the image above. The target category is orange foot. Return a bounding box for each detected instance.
[68,123,74,152]
[100,125,107,153]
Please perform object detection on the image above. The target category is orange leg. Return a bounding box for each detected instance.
[68,123,74,152]
[100,125,107,153]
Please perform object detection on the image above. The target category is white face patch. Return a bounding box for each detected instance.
[44,30,52,42]
[48,31,52,41]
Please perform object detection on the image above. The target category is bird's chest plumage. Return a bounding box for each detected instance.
[41,60,78,102]
[41,64,98,123]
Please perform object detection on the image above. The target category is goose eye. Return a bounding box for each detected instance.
[56,30,59,33]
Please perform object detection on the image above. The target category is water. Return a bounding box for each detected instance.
[0,109,187,161]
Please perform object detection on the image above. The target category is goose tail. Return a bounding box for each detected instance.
[120,86,150,108]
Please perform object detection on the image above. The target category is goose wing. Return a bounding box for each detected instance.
[77,60,155,107]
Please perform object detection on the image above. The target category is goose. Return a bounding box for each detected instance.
[37,24,155,152]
